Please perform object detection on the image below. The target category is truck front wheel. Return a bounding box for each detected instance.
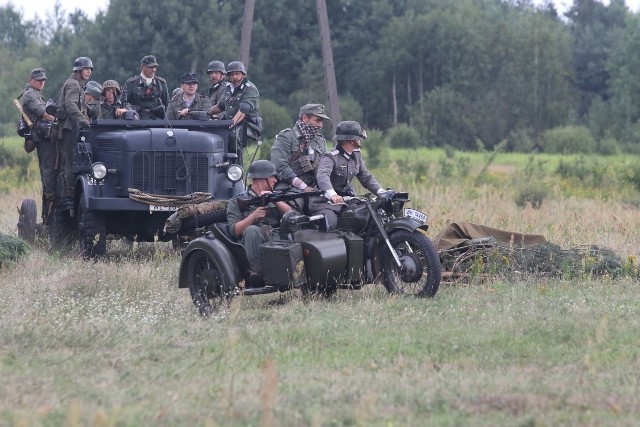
[78,194,106,259]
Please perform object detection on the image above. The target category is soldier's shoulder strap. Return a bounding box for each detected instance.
[329,149,339,156]
[155,76,168,85]
[124,75,139,84]
[276,127,292,137]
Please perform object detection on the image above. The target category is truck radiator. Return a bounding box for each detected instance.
[132,152,209,195]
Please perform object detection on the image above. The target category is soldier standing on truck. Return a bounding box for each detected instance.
[56,57,93,210]
[98,80,129,119]
[210,61,261,160]
[122,55,169,120]
[206,60,229,115]
[20,68,57,224]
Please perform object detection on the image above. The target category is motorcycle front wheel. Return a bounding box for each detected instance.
[381,230,441,297]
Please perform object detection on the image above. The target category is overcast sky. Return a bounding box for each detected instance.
[1,0,639,21]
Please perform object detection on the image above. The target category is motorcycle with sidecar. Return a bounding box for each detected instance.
[178,190,442,315]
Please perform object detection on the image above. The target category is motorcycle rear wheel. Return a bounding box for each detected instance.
[381,230,441,297]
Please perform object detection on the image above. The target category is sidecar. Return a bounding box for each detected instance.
[178,212,364,315]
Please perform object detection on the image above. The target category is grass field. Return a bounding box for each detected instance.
[1,138,639,426]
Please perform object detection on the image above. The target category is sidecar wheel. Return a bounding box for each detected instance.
[17,198,37,243]
[381,230,441,297]
[185,250,231,316]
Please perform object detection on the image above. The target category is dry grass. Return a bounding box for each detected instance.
[1,152,640,426]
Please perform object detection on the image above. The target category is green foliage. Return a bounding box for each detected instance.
[361,129,386,168]
[555,155,610,188]
[259,98,294,142]
[515,186,548,209]
[0,141,31,185]
[385,123,421,149]
[0,233,30,265]
[542,126,597,154]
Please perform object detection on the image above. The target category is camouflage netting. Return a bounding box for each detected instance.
[435,222,638,282]
[164,200,229,234]
[0,233,30,266]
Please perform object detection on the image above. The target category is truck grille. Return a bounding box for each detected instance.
[132,152,209,194]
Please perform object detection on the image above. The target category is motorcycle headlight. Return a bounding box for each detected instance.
[92,162,107,180]
[226,164,243,182]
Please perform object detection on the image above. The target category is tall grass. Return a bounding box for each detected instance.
[1,145,640,426]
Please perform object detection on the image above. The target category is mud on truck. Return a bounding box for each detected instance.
[17,118,245,257]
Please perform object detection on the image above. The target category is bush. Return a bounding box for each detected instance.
[259,98,296,141]
[361,129,386,168]
[597,137,620,156]
[542,126,596,154]
[515,186,547,209]
[385,124,421,149]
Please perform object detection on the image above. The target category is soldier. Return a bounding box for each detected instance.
[98,80,129,119]
[310,121,387,230]
[166,73,211,120]
[271,103,331,194]
[84,80,102,120]
[226,160,294,287]
[210,61,260,157]
[122,55,169,120]
[206,60,229,110]
[20,68,57,224]
[56,56,93,209]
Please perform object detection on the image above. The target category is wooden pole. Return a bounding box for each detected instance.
[239,0,255,69]
[316,0,341,132]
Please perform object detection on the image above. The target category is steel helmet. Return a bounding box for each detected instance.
[207,60,226,73]
[84,81,103,99]
[335,121,367,141]
[227,61,247,74]
[73,57,94,71]
[102,79,121,96]
[247,160,277,179]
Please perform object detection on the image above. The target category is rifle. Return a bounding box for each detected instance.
[13,99,33,127]
[236,189,323,211]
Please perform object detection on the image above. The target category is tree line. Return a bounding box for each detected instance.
[1,0,640,153]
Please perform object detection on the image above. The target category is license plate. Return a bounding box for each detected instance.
[149,205,178,212]
[404,208,427,224]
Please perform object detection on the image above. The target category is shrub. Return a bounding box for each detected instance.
[362,129,386,168]
[597,137,620,156]
[515,186,547,209]
[259,98,296,142]
[385,124,421,149]
[542,126,596,154]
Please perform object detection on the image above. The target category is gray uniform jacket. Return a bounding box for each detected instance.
[216,78,259,121]
[227,188,282,237]
[316,146,382,198]
[20,85,47,143]
[208,81,230,107]
[57,74,86,131]
[166,94,212,120]
[271,125,327,186]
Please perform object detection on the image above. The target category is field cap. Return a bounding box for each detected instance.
[181,72,199,83]
[30,68,47,81]
[300,103,330,121]
[141,55,159,67]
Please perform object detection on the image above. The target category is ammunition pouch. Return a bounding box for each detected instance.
[16,117,30,137]
[48,120,61,141]
[245,116,262,141]
[24,138,36,153]
[290,155,314,177]
[34,119,53,141]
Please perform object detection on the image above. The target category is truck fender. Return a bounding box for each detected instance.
[75,175,93,208]
[178,234,241,291]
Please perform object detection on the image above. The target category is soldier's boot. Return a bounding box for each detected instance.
[247,262,265,288]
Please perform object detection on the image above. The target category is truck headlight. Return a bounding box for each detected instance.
[226,164,243,182]
[92,162,108,180]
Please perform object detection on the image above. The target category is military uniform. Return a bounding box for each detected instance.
[57,73,88,199]
[311,145,383,229]
[20,68,57,222]
[226,188,282,269]
[166,94,211,120]
[215,77,259,121]
[122,75,169,119]
[98,100,125,119]
[208,81,230,107]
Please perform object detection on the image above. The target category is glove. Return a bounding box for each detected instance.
[79,119,91,129]
[377,188,388,195]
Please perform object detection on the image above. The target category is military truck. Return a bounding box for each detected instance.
[17,118,244,257]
